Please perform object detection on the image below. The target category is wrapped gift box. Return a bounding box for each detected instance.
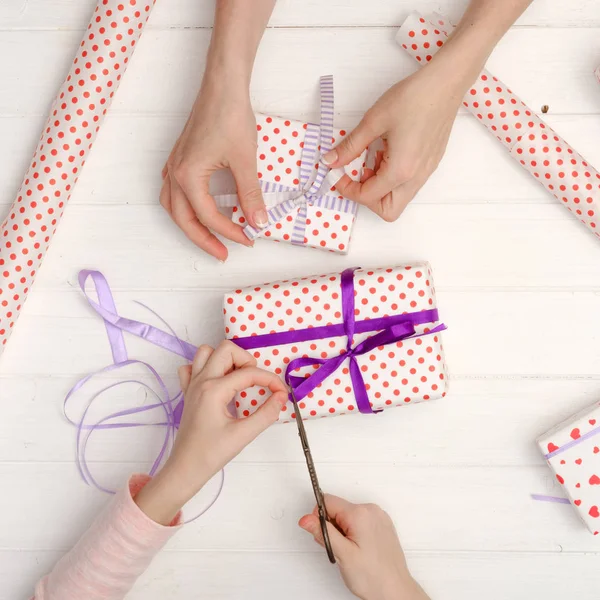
[231,113,366,253]
[216,76,367,254]
[537,401,600,535]
[224,263,449,423]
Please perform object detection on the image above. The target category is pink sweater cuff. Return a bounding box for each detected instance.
[34,474,181,599]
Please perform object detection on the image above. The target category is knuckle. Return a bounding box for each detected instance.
[218,339,236,352]
[353,504,373,520]
[341,134,359,157]
[196,379,216,396]
[395,162,418,182]
[381,210,398,223]
[172,161,193,186]
[239,187,263,207]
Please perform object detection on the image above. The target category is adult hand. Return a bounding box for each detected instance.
[323,62,464,223]
[160,78,268,261]
[299,495,430,600]
[135,341,287,524]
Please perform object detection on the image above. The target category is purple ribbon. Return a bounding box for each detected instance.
[234,268,446,414]
[64,270,224,521]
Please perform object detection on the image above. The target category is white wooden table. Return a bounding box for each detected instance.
[1,1,600,598]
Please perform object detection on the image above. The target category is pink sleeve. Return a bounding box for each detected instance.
[33,474,182,600]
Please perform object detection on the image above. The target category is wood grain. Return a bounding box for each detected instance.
[0,28,598,117]
[2,1,600,598]
[1,0,599,29]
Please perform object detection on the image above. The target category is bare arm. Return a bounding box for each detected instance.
[161,0,276,261]
[328,0,534,221]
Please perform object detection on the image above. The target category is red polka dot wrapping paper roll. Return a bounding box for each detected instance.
[0,0,157,354]
[224,263,449,423]
[397,12,600,239]
[537,401,600,535]
[228,114,367,253]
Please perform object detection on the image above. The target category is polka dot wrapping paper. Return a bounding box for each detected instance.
[231,114,365,253]
[224,263,449,424]
[397,12,600,239]
[537,402,600,535]
[0,0,156,354]
[219,76,367,253]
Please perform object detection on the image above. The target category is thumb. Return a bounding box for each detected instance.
[322,117,379,168]
[178,365,192,394]
[298,514,354,562]
[231,153,268,230]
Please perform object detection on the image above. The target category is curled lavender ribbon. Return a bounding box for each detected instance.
[234,268,447,414]
[64,270,223,521]
[215,75,354,245]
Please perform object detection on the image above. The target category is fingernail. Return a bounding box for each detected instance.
[321,150,337,166]
[253,209,269,228]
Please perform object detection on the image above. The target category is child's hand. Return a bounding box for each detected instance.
[135,341,287,524]
[299,495,430,600]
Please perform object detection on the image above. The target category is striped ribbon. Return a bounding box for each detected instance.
[215,75,355,245]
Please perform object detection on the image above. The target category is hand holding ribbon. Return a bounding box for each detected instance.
[215,75,356,246]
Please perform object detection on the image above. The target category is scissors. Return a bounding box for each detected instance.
[289,387,336,564]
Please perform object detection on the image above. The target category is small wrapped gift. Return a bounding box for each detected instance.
[216,76,366,254]
[225,263,449,423]
[537,402,600,535]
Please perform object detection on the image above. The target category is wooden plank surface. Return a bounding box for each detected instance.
[2,0,600,598]
[0,28,598,118]
[0,0,598,29]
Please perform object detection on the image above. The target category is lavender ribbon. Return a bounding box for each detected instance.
[215,75,355,245]
[64,270,224,520]
[234,268,446,414]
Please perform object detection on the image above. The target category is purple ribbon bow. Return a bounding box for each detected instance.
[234,268,446,414]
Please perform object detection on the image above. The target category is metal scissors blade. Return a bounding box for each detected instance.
[289,387,336,564]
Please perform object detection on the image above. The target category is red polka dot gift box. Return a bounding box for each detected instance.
[537,401,600,535]
[217,76,367,254]
[224,263,449,423]
[396,12,600,240]
[0,0,156,354]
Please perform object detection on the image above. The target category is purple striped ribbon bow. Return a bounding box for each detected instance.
[215,75,353,245]
[234,268,447,414]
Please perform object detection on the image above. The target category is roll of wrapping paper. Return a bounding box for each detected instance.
[0,0,157,353]
[397,12,600,238]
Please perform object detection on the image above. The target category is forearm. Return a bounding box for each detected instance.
[427,0,533,91]
[34,476,180,600]
[204,0,276,92]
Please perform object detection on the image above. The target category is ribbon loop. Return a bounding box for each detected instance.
[273,268,447,415]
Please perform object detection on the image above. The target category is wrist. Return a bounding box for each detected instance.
[426,36,487,99]
[134,463,207,526]
[200,57,251,104]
